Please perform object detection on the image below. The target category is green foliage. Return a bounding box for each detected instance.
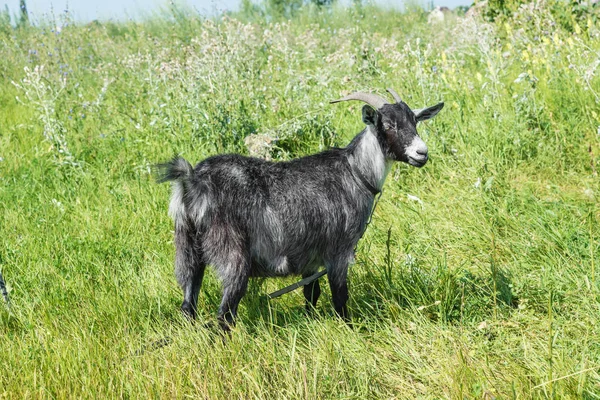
[18,0,28,27]
[0,1,599,397]
[485,0,600,29]
[550,0,600,32]
[311,0,334,6]
[0,5,11,36]
[240,0,335,20]
[266,0,304,18]
[484,0,516,20]
[241,0,265,19]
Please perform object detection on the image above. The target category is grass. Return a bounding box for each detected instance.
[0,1,599,398]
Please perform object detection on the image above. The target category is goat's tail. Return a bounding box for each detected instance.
[156,156,193,184]
[156,156,194,224]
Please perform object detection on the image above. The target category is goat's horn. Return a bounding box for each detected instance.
[386,88,402,103]
[329,92,389,109]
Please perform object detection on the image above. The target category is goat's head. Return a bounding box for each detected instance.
[331,89,444,167]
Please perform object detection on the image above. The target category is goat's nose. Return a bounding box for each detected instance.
[416,147,428,156]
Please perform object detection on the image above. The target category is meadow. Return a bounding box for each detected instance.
[0,1,599,397]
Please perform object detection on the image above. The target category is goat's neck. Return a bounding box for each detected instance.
[348,126,392,193]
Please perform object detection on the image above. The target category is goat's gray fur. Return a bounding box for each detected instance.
[0,270,9,308]
[157,90,443,330]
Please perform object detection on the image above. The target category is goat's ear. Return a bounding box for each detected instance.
[414,102,444,122]
[362,105,379,126]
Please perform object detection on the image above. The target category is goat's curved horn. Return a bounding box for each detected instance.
[329,92,389,109]
[386,88,402,103]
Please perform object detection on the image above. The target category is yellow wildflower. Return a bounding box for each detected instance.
[553,33,560,45]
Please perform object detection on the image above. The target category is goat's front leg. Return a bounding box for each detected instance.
[216,257,250,332]
[326,260,350,322]
[303,275,321,315]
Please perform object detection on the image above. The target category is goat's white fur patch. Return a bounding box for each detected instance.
[251,205,287,271]
[263,205,283,245]
[351,126,392,191]
[169,181,208,227]
[190,196,208,225]
[169,182,186,226]
[273,256,290,274]
[229,165,247,184]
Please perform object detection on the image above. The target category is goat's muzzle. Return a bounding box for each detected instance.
[406,137,429,167]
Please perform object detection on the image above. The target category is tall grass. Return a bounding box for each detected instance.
[0,1,599,397]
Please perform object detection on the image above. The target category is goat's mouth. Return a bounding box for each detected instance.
[407,155,428,167]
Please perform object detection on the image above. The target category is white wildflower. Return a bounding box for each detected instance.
[407,194,423,204]
[51,199,64,212]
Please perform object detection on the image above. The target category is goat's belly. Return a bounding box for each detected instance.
[250,254,321,277]
[250,255,292,277]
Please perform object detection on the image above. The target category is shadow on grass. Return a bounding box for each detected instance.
[353,249,518,324]
[158,245,518,337]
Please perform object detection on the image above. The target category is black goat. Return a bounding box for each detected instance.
[158,89,443,330]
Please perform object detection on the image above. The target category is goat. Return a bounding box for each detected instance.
[157,89,443,330]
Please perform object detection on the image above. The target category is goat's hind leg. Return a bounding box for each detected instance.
[216,253,250,332]
[175,225,206,320]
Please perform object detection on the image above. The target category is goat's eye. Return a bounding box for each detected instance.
[383,123,393,131]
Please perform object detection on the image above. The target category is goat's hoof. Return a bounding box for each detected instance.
[218,320,234,333]
[304,306,319,318]
[181,302,196,321]
[202,320,218,331]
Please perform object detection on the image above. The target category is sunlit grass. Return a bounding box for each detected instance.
[0,1,599,398]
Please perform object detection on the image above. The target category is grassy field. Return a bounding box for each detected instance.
[1,1,599,397]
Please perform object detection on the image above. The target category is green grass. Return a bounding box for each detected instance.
[1,2,599,398]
